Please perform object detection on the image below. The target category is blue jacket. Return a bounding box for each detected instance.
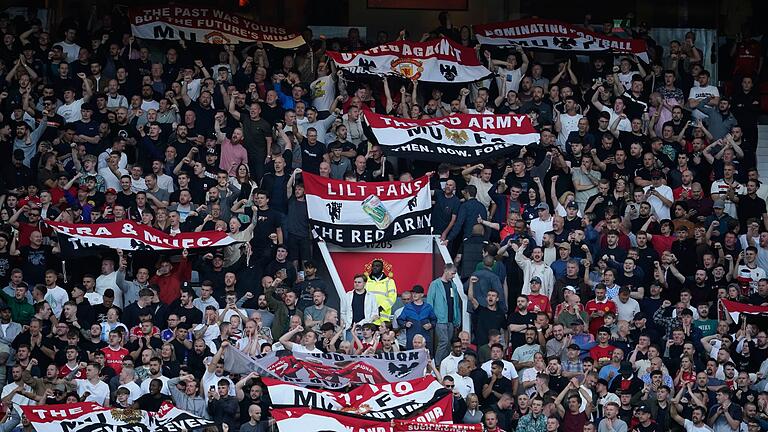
[397,301,437,348]
[448,198,487,241]
[426,278,462,327]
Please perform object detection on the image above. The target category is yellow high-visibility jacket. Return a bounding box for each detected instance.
[365,276,397,324]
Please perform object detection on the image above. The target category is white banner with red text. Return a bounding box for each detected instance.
[223,346,428,390]
[22,401,214,432]
[264,376,447,418]
[327,37,491,83]
[303,172,432,247]
[271,397,453,432]
[363,111,538,163]
[474,19,649,62]
[47,220,240,253]
[129,6,305,48]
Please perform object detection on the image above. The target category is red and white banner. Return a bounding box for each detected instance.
[720,299,768,322]
[474,19,649,62]
[327,37,491,83]
[48,220,239,252]
[23,401,214,432]
[223,346,429,390]
[272,396,452,432]
[304,172,432,247]
[364,112,538,163]
[327,235,434,294]
[265,376,447,418]
[129,6,305,48]
[393,420,483,432]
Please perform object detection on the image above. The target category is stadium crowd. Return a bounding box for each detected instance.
[0,6,765,432]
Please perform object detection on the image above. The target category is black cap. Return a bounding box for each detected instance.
[636,405,652,414]
[567,343,580,350]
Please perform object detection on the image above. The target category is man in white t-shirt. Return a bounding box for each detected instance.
[591,89,631,133]
[201,342,236,402]
[56,77,93,123]
[556,97,583,149]
[279,325,322,354]
[688,70,720,120]
[55,27,81,62]
[462,164,493,211]
[1,365,35,414]
[482,344,520,380]
[643,170,674,220]
[139,357,171,396]
[710,163,745,218]
[74,363,111,406]
[670,404,711,432]
[492,46,529,93]
[310,61,337,113]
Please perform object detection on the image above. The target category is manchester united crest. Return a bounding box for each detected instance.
[390,58,424,80]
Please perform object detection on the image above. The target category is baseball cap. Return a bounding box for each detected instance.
[564,285,577,293]
[536,202,549,211]
[570,319,584,326]
[530,276,542,284]
[636,405,652,414]
[650,170,663,179]
[567,343,580,350]
[559,243,571,250]
[105,188,117,195]
[713,200,725,209]
[206,147,217,155]
[566,201,579,209]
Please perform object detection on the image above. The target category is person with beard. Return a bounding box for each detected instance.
[694,97,738,140]
[168,372,207,419]
[185,338,212,379]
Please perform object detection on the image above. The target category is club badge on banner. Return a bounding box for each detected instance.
[22,402,214,432]
[327,37,491,83]
[129,6,305,48]
[223,346,429,389]
[474,19,649,62]
[363,112,538,163]
[303,172,432,247]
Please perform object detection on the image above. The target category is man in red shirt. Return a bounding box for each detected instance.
[151,249,191,305]
[585,284,616,335]
[589,326,616,366]
[101,329,129,375]
[527,276,552,317]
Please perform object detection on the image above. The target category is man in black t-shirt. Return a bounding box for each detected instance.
[506,295,536,348]
[468,283,506,347]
